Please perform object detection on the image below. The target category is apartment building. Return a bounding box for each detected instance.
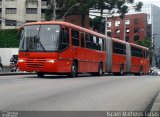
[0,0,50,29]
[107,13,148,44]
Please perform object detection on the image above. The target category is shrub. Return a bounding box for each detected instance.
[0,29,19,48]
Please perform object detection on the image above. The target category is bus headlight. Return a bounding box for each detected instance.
[47,59,56,63]
[18,59,25,63]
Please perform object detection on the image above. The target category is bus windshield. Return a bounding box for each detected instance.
[19,25,60,52]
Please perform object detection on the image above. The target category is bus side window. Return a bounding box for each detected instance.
[96,37,101,50]
[59,28,69,51]
[81,33,85,47]
[146,50,149,59]
[72,29,79,46]
[86,34,90,49]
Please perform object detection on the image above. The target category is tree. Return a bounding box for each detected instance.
[137,37,152,49]
[90,16,105,33]
[138,37,152,63]
[46,0,143,27]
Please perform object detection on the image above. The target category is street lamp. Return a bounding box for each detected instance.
[61,3,80,20]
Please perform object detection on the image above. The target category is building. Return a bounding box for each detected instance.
[0,0,50,29]
[107,13,148,44]
[0,0,89,29]
[128,4,160,66]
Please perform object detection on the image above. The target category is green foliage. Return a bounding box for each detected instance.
[90,17,105,33]
[0,29,19,48]
[137,37,152,49]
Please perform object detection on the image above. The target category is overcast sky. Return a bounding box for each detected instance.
[136,0,158,3]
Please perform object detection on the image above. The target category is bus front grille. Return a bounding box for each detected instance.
[26,58,46,69]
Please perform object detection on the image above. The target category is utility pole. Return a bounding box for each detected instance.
[105,16,108,36]
[53,0,56,20]
[152,33,159,67]
[123,21,126,41]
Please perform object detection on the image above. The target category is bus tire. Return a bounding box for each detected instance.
[0,65,3,72]
[98,63,103,76]
[139,67,143,76]
[120,65,124,76]
[70,61,78,77]
[37,72,45,78]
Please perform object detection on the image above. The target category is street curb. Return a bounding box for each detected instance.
[149,92,160,112]
[0,72,35,76]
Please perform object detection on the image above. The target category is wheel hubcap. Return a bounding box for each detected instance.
[72,65,76,76]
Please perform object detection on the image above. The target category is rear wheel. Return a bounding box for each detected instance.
[139,67,143,76]
[98,63,103,76]
[37,72,45,78]
[120,65,124,76]
[69,61,78,77]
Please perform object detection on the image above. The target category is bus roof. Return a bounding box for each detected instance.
[24,21,148,50]
[24,21,108,39]
[130,43,149,50]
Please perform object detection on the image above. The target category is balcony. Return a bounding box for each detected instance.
[41,13,45,21]
[41,1,47,9]
[25,0,38,8]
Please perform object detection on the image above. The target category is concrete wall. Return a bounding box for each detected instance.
[0,48,18,66]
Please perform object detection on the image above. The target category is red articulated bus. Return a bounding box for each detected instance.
[18,21,150,77]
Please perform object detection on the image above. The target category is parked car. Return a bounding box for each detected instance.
[0,56,3,72]
[9,55,18,72]
[150,67,160,75]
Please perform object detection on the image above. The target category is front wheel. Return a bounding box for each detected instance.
[69,61,78,77]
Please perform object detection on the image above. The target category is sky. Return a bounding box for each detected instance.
[136,0,159,3]
[136,0,160,7]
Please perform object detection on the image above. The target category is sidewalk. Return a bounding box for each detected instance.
[149,92,160,112]
[0,66,35,76]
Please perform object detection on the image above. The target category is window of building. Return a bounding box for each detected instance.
[125,20,130,25]
[126,28,130,33]
[125,36,130,42]
[116,29,120,34]
[26,8,37,14]
[5,20,17,26]
[72,29,79,46]
[134,27,139,33]
[5,8,16,14]
[108,22,112,27]
[115,21,120,26]
[134,35,139,41]
[107,30,112,36]
[134,19,139,25]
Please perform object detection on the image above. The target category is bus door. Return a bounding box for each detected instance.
[59,27,72,72]
[71,29,85,73]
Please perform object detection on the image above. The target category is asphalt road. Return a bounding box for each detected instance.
[0,74,160,111]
